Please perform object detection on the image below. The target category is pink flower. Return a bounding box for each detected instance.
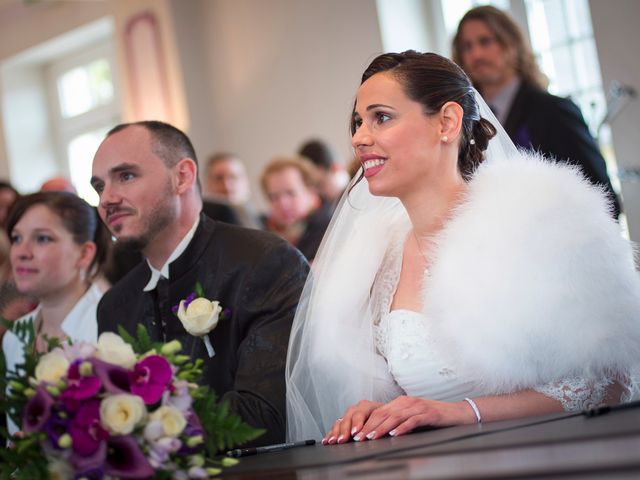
[61,361,101,412]
[69,399,109,457]
[130,355,172,405]
[61,341,96,362]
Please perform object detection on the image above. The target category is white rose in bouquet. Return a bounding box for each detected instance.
[150,405,187,437]
[35,349,70,384]
[100,393,147,435]
[95,332,137,368]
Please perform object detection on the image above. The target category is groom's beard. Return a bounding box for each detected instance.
[111,179,177,252]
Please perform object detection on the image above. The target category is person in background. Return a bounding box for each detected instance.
[0,181,34,341]
[0,181,19,231]
[298,139,349,207]
[204,152,261,228]
[452,5,621,217]
[261,156,332,262]
[2,191,111,435]
[40,176,77,194]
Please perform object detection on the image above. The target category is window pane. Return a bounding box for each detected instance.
[442,0,475,38]
[541,0,570,47]
[526,0,552,51]
[573,39,602,91]
[537,50,557,92]
[549,45,574,95]
[67,127,109,206]
[89,59,114,105]
[565,0,592,38]
[57,58,114,119]
[58,67,93,118]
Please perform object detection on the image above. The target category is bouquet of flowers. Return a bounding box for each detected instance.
[0,322,263,479]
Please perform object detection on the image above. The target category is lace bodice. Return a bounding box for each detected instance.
[371,235,628,411]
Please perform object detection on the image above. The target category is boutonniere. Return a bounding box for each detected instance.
[172,283,230,358]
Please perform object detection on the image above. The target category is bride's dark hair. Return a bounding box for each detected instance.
[351,50,496,181]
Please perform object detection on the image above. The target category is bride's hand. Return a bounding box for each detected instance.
[322,400,383,445]
[328,396,477,443]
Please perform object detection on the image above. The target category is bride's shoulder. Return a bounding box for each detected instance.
[465,152,612,221]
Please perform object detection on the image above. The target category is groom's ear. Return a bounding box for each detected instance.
[173,157,198,194]
[439,102,464,141]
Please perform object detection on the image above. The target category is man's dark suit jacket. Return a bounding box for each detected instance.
[97,214,309,445]
[295,202,333,262]
[504,82,621,217]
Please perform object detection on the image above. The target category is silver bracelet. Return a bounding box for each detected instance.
[464,397,482,423]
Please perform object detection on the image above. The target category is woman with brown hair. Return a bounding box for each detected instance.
[3,191,111,434]
[286,51,640,443]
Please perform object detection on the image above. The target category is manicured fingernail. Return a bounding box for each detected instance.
[366,431,376,440]
[328,436,336,444]
[322,438,328,445]
[337,435,344,443]
[389,429,397,437]
[351,427,358,436]
[354,433,363,441]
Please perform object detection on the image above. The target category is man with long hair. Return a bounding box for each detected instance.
[453,5,620,217]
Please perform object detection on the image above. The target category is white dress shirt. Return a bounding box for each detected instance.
[143,217,200,292]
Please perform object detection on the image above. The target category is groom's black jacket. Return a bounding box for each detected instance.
[97,214,309,445]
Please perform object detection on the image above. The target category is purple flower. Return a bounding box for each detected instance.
[71,441,107,477]
[179,412,205,455]
[61,361,101,411]
[22,384,54,433]
[104,436,154,479]
[163,380,192,413]
[130,355,172,405]
[69,399,109,457]
[43,411,69,449]
[73,467,104,480]
[91,358,131,394]
[148,436,182,469]
[172,292,197,314]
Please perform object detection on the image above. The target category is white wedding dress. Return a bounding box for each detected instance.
[372,236,627,411]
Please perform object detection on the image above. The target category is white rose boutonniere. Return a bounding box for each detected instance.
[174,283,229,357]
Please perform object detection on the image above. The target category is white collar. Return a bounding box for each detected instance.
[143,217,200,292]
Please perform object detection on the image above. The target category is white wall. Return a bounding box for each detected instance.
[170,0,383,207]
[0,0,383,206]
[590,0,640,241]
[0,65,58,192]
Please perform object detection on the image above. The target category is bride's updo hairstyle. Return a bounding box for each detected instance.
[353,50,496,181]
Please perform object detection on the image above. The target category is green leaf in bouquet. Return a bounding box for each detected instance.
[136,323,154,353]
[117,324,139,350]
[195,281,205,298]
[193,389,265,456]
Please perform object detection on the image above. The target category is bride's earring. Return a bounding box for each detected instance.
[441,135,449,143]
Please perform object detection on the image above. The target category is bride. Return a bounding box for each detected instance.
[286,51,640,444]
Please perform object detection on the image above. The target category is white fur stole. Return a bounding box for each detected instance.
[424,153,640,393]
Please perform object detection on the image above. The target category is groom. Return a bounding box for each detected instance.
[91,121,309,445]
